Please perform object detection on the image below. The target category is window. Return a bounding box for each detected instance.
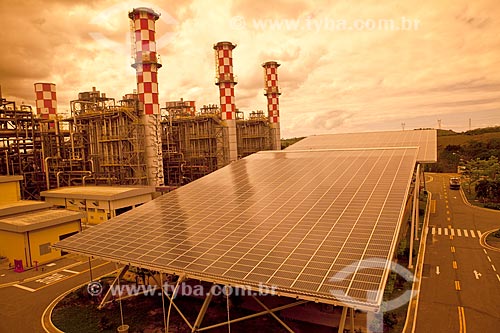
[39,243,51,255]
[115,206,133,216]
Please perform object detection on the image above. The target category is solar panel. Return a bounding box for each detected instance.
[286,129,436,163]
[54,147,418,311]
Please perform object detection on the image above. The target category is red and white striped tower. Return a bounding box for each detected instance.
[34,83,57,120]
[263,61,281,150]
[214,41,238,163]
[129,7,164,186]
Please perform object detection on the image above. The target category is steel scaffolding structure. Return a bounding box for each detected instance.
[67,88,147,186]
[237,110,270,158]
[161,104,274,186]
[161,106,225,186]
[0,96,42,199]
[1,87,276,196]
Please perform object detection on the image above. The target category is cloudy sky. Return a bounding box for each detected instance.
[1,0,499,138]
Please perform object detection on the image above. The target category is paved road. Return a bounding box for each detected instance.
[415,173,500,333]
[0,259,116,333]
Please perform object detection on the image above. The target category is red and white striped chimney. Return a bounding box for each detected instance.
[34,83,57,119]
[129,7,164,186]
[263,61,281,150]
[214,41,238,163]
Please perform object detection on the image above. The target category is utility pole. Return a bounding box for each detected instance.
[401,122,406,131]
[469,118,472,131]
[437,119,441,130]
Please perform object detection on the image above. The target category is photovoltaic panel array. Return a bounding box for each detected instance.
[54,148,417,311]
[286,129,436,163]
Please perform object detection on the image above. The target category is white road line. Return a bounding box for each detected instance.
[35,273,64,285]
[492,265,497,272]
[470,230,476,238]
[432,227,436,235]
[451,228,455,236]
[438,228,442,235]
[478,230,482,238]
[463,229,469,237]
[444,228,449,236]
[487,256,492,262]
[457,229,462,237]
[497,274,500,283]
[12,284,36,292]
[483,248,488,255]
[62,269,79,274]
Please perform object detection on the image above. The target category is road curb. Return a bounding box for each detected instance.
[479,229,500,253]
[459,188,500,213]
[41,269,119,333]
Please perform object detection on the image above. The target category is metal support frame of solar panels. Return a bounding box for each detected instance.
[55,146,423,330]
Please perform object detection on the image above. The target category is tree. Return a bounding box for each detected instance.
[475,180,491,201]
[464,156,500,183]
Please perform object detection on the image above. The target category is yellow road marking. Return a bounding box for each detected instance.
[458,307,463,333]
[455,280,461,291]
[447,217,451,222]
[453,261,458,269]
[462,307,467,333]
[446,210,450,215]
[446,204,449,209]
[458,306,466,333]
[431,200,436,213]
[451,246,456,253]
[450,235,454,240]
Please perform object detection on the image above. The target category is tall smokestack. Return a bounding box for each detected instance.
[129,7,164,186]
[214,41,238,163]
[34,83,57,119]
[262,61,281,150]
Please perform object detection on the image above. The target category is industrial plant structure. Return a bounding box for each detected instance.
[0,7,282,198]
[0,6,441,333]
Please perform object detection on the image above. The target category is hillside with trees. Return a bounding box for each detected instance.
[427,126,500,207]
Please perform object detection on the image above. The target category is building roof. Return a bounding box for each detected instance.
[54,147,417,312]
[0,200,52,218]
[41,186,155,201]
[286,129,437,163]
[0,175,23,184]
[0,208,83,233]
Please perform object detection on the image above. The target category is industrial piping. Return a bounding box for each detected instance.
[262,61,281,150]
[214,41,238,163]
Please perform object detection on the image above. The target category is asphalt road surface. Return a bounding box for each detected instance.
[0,259,116,333]
[415,173,500,333]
